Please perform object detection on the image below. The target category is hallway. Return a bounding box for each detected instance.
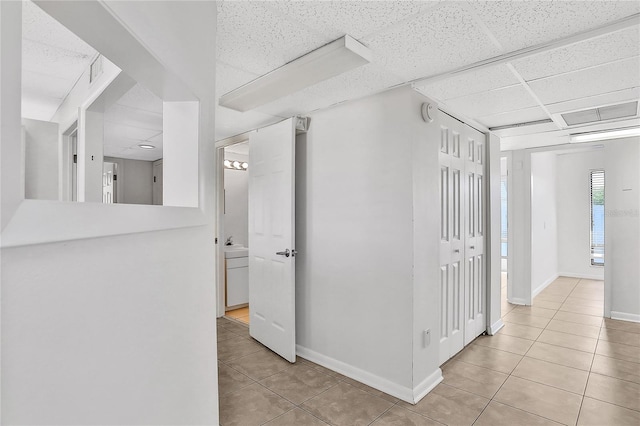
[217,277,640,425]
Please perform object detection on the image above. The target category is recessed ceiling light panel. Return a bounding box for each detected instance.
[138,144,155,149]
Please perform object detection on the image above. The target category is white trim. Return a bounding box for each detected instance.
[610,311,640,323]
[532,274,559,299]
[557,272,604,281]
[412,369,443,404]
[509,297,528,306]
[488,319,505,335]
[0,200,206,248]
[296,345,417,404]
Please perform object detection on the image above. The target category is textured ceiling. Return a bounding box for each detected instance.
[22,1,640,152]
[21,0,96,121]
[103,83,164,162]
[214,0,640,150]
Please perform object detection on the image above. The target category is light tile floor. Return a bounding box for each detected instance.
[218,277,640,425]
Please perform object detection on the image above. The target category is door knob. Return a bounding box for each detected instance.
[470,246,475,249]
[276,249,290,257]
[454,249,460,253]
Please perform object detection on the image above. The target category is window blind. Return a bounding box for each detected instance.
[590,170,604,266]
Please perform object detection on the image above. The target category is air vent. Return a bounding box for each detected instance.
[562,101,638,126]
[90,55,103,84]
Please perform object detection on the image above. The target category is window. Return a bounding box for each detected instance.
[501,175,508,257]
[590,170,605,266]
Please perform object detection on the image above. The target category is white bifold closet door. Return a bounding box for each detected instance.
[439,113,486,365]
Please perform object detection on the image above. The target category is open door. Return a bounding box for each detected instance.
[248,118,296,362]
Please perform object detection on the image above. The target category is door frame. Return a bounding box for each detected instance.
[215,131,253,318]
[501,151,515,307]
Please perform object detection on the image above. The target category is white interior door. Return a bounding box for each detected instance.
[463,126,486,345]
[439,120,465,365]
[102,161,115,204]
[439,113,487,364]
[248,118,297,362]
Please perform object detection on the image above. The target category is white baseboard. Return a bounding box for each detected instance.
[509,297,528,305]
[557,272,604,281]
[611,311,640,323]
[532,274,559,299]
[412,368,443,403]
[297,345,439,404]
[488,319,505,335]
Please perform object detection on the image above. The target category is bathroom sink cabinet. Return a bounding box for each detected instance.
[225,256,249,307]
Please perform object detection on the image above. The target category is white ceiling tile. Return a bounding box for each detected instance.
[264,0,441,39]
[545,87,640,115]
[216,1,332,76]
[477,106,550,128]
[303,63,404,107]
[469,1,640,52]
[512,26,640,81]
[104,122,161,143]
[216,61,260,98]
[22,39,93,80]
[364,2,503,81]
[104,104,163,131]
[21,92,61,122]
[415,64,520,101]
[22,69,74,100]
[442,84,539,119]
[22,0,96,57]
[528,56,640,105]
[116,84,163,114]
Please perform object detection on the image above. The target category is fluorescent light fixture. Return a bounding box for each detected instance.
[570,127,640,143]
[138,143,155,149]
[219,35,372,112]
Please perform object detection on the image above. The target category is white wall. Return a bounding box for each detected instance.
[604,137,640,321]
[1,2,218,424]
[1,228,216,424]
[296,87,442,402]
[104,156,154,205]
[556,150,605,280]
[22,118,59,200]
[530,151,558,296]
[223,152,248,247]
[487,134,503,334]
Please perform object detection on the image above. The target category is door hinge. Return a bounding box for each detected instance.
[154,176,156,183]
[73,154,77,164]
[215,238,218,244]
[113,174,117,181]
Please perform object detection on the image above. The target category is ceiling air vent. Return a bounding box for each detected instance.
[562,101,638,126]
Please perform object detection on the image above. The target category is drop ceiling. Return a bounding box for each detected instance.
[22,1,640,153]
[21,0,96,121]
[22,1,163,162]
[215,0,640,151]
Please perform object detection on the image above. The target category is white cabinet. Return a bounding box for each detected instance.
[226,256,248,307]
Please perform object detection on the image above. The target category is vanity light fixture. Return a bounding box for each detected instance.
[138,143,155,149]
[224,159,248,171]
[570,126,640,143]
[219,35,372,112]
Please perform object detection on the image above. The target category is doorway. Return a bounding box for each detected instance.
[221,141,250,323]
[215,117,298,363]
